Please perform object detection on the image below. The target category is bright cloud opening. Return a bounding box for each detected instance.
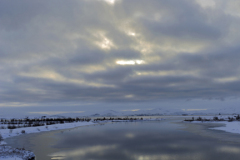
[116,60,145,65]
[104,0,115,5]
[96,37,114,50]
[215,77,239,83]
[93,32,115,50]
[128,32,136,36]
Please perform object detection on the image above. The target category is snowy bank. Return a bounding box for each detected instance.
[210,121,240,134]
[0,121,94,140]
[184,115,240,135]
[0,145,35,160]
[0,121,94,160]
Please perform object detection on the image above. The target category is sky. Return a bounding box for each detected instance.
[1,0,240,116]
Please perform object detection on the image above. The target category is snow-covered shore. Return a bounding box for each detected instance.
[0,121,95,160]
[2,114,240,159]
[0,121,94,140]
[210,121,240,134]
[184,115,240,135]
[0,145,35,160]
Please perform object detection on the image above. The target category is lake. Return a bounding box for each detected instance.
[5,117,240,160]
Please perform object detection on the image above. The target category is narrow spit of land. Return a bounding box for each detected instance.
[184,115,240,134]
[0,116,163,160]
[184,115,240,122]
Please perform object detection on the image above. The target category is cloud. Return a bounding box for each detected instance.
[1,0,240,107]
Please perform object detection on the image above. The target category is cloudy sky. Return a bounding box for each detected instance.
[1,0,240,114]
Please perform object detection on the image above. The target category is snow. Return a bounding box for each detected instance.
[1,158,22,160]
[211,121,240,134]
[185,115,240,135]
[0,145,34,160]
[0,121,94,140]
[0,121,95,160]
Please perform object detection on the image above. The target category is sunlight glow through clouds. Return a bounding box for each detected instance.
[116,60,145,65]
[20,70,115,88]
[104,0,115,5]
[94,32,115,50]
[215,77,239,83]
[2,0,240,109]
[97,38,114,50]
[128,32,136,36]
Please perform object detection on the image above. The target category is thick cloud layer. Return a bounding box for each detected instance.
[1,0,240,107]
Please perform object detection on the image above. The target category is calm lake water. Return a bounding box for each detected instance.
[5,117,240,160]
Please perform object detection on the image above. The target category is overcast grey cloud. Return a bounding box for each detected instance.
[1,0,240,111]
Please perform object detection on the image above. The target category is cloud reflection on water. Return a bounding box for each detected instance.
[46,121,240,160]
[49,145,117,159]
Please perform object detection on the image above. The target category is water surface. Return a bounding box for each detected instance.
[6,117,240,160]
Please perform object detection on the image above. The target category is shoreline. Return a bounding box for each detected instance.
[0,117,163,160]
[183,115,240,135]
[210,121,240,134]
[4,116,240,159]
[0,121,95,160]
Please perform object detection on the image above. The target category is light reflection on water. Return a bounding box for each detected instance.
[5,117,240,160]
[50,145,117,159]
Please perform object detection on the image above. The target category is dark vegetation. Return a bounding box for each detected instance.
[0,117,91,129]
[93,117,143,121]
[0,116,144,130]
[184,115,240,122]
